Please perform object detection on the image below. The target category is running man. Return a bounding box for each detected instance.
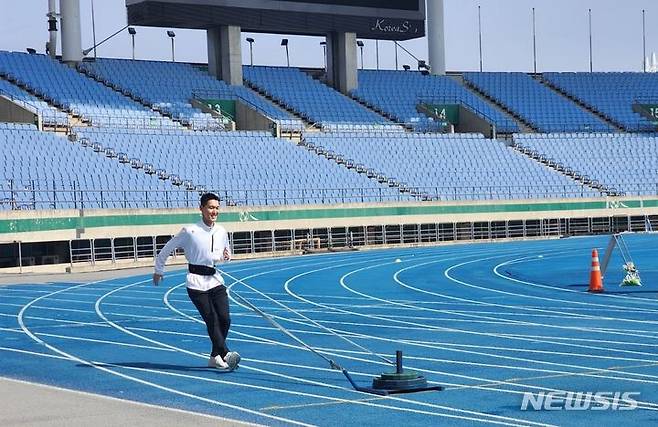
[152,192,240,370]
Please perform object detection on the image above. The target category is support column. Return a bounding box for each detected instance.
[427,0,446,75]
[207,25,243,85]
[60,0,82,63]
[326,32,357,94]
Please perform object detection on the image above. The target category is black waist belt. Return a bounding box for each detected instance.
[188,264,216,276]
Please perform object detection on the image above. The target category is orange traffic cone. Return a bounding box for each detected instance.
[588,249,604,293]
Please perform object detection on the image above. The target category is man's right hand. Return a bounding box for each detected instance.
[153,273,163,286]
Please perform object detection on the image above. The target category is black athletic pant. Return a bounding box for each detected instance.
[187,285,231,358]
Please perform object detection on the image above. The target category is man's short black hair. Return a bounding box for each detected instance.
[200,192,220,207]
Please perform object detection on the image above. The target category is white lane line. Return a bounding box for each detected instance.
[99,361,549,427]
[279,255,658,367]
[494,252,658,304]
[17,277,311,427]
[4,334,656,414]
[132,321,658,387]
[354,254,658,339]
[393,253,658,325]
[0,311,112,328]
[446,255,658,314]
[0,345,74,361]
[278,251,658,409]
[5,328,176,351]
[160,256,557,426]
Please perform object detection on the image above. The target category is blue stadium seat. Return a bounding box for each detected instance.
[463,72,613,133]
[353,70,519,133]
[0,50,179,129]
[78,58,304,132]
[243,66,398,131]
[304,131,598,200]
[514,133,658,196]
[542,72,658,132]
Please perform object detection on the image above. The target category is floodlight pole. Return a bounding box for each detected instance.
[362,45,364,69]
[128,27,136,60]
[166,30,176,62]
[394,41,398,70]
[478,5,483,72]
[47,0,58,58]
[532,7,537,74]
[281,39,289,67]
[246,38,254,66]
[91,0,97,58]
[357,42,364,70]
[171,38,175,62]
[375,39,380,70]
[320,41,326,70]
[642,9,646,72]
[588,8,593,73]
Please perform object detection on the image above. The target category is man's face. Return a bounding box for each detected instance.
[200,199,220,225]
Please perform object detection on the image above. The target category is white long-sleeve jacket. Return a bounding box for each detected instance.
[154,221,231,291]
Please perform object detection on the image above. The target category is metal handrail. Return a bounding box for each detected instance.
[2,180,656,211]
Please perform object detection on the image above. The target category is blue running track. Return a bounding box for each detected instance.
[1,234,657,426]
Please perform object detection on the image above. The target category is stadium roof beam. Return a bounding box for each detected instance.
[126,0,425,41]
[127,0,426,92]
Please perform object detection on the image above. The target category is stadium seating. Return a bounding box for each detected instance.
[0,78,68,127]
[0,51,178,129]
[513,133,658,196]
[463,72,613,133]
[0,123,187,210]
[243,66,397,131]
[353,70,519,133]
[78,59,303,131]
[73,127,408,206]
[542,72,658,132]
[303,132,599,200]
[1,52,654,210]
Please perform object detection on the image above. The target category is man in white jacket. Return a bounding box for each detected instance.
[153,193,240,371]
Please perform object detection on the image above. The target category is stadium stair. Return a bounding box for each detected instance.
[306,70,402,129]
[510,138,620,196]
[534,74,625,132]
[0,75,79,129]
[298,135,422,200]
[350,95,413,130]
[455,74,536,133]
[242,78,317,129]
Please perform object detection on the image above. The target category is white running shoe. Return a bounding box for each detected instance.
[223,351,241,370]
[208,355,229,369]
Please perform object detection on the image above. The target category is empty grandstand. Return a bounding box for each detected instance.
[0,51,177,129]
[0,0,656,275]
[243,66,397,131]
[78,58,304,131]
[354,69,520,133]
[463,72,613,133]
[542,72,658,132]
